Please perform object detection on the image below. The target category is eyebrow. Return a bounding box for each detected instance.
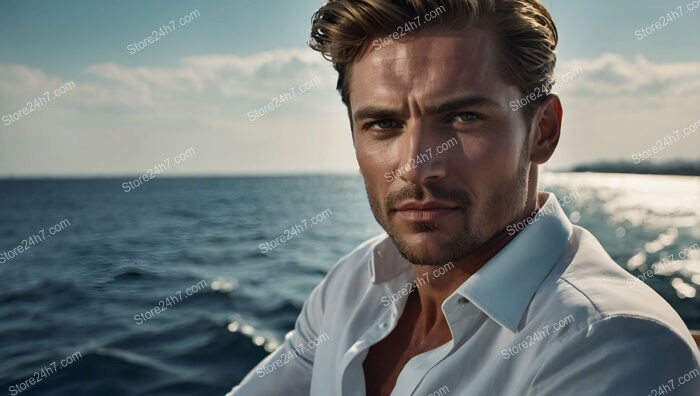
[428,95,502,114]
[352,107,401,124]
[352,95,502,123]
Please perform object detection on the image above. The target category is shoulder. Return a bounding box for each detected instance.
[525,227,700,393]
[529,225,697,351]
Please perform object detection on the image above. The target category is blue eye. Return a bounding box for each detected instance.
[369,120,399,130]
[453,113,479,122]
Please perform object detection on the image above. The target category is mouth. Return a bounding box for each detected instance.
[392,201,460,222]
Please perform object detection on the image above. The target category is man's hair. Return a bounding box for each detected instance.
[308,0,558,124]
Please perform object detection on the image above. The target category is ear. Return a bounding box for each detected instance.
[529,94,563,165]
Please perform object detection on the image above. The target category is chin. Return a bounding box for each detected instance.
[390,227,482,266]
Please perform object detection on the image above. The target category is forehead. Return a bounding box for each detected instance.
[348,28,510,109]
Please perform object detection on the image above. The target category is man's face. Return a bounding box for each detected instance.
[349,28,534,266]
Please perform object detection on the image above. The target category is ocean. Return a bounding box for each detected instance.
[1,173,699,395]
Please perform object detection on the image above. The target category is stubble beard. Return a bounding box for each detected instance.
[365,159,529,266]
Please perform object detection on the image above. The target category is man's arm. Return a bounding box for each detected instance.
[527,316,700,395]
[227,276,328,395]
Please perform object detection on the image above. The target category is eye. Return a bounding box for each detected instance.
[452,112,479,123]
[367,119,400,131]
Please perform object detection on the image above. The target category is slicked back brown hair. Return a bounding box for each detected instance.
[308,0,558,126]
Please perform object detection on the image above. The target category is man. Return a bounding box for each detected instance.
[229,0,700,394]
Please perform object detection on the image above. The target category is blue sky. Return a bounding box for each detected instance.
[1,0,699,177]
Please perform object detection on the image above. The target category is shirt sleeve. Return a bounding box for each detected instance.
[226,275,328,396]
[527,316,700,396]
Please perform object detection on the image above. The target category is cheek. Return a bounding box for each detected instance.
[451,135,505,172]
[356,140,393,177]
[355,147,374,180]
[487,141,522,171]
[451,131,524,181]
[355,146,384,200]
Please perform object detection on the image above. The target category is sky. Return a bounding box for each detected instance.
[1,0,699,177]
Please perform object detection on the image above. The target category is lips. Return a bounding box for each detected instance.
[394,200,459,211]
[393,201,460,222]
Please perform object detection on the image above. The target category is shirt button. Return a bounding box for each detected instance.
[458,297,468,306]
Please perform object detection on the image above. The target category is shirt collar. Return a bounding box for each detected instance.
[369,235,411,284]
[368,192,573,333]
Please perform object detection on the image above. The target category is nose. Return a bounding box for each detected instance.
[395,121,447,185]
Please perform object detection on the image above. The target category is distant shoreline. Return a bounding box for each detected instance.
[1,161,699,180]
[569,160,700,177]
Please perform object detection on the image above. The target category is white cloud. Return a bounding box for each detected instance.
[1,51,697,175]
[556,53,700,99]
[84,48,334,100]
[552,54,700,168]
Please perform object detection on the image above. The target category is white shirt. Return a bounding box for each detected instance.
[228,192,700,395]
